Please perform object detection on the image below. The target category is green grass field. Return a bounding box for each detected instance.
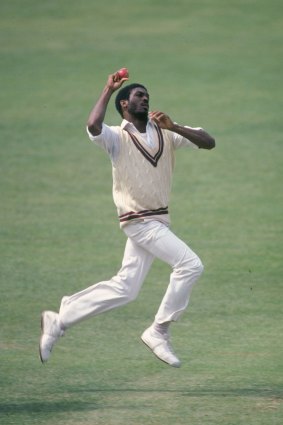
[1,0,282,424]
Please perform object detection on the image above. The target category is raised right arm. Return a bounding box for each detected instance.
[87,72,128,136]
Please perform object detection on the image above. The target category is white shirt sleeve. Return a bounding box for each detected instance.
[86,123,120,162]
[172,126,202,149]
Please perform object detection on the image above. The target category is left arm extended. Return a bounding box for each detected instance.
[149,111,215,150]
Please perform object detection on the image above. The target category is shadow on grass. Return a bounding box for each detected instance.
[1,386,282,416]
[70,385,283,399]
[0,400,98,414]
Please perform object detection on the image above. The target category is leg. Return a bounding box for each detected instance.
[39,237,154,362]
[124,220,204,367]
[59,237,154,328]
[124,220,203,323]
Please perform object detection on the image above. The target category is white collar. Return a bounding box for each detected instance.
[121,119,155,133]
[121,119,157,148]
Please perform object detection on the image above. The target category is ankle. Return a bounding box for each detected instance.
[152,321,170,336]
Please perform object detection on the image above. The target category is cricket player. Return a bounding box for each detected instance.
[39,70,215,367]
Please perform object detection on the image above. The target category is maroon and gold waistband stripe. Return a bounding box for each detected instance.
[119,206,169,223]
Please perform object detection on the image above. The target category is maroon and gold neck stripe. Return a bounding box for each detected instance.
[124,124,164,167]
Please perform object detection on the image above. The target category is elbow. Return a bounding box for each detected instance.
[207,136,216,150]
[202,134,215,150]
[87,122,102,137]
[199,129,216,150]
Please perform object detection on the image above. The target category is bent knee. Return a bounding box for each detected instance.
[125,287,139,303]
[177,253,204,278]
[194,256,204,275]
[111,276,140,303]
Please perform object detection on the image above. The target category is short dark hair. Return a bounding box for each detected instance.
[115,83,147,117]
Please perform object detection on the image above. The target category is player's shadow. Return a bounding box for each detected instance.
[0,399,97,415]
[1,385,282,417]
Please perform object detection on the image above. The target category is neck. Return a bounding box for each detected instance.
[132,119,147,133]
[124,113,148,133]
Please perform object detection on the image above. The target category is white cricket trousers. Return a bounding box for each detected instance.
[59,220,204,329]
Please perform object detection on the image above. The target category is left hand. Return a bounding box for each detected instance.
[149,111,174,130]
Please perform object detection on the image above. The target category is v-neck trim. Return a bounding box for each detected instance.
[124,124,164,167]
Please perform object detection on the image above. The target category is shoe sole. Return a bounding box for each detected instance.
[141,335,181,368]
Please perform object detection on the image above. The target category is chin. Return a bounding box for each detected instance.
[135,112,148,121]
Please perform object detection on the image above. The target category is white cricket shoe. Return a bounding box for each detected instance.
[39,311,64,363]
[141,326,181,368]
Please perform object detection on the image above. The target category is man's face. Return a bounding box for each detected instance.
[127,87,150,119]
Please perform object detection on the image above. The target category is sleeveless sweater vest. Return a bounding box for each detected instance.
[112,124,175,226]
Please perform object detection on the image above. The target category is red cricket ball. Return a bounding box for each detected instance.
[117,68,129,79]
